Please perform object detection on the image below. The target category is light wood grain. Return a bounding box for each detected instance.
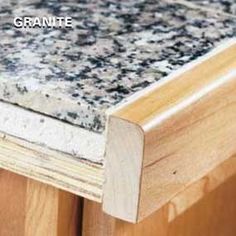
[83,200,168,236]
[84,155,236,236]
[103,41,236,222]
[168,160,236,236]
[0,169,82,236]
[0,132,103,202]
[0,170,26,236]
[57,191,82,236]
[168,154,236,221]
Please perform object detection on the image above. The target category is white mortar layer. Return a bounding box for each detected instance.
[0,101,105,163]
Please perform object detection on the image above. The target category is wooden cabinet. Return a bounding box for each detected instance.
[1,156,236,235]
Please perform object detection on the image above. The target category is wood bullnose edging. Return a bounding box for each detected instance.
[103,39,236,223]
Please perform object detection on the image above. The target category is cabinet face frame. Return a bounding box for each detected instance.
[0,170,81,236]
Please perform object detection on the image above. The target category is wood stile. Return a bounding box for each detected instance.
[0,169,82,236]
[103,40,236,222]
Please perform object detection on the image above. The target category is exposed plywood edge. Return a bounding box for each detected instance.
[0,101,105,163]
[103,41,236,222]
[0,132,103,202]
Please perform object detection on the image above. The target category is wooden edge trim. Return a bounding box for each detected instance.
[103,117,144,222]
[103,40,236,223]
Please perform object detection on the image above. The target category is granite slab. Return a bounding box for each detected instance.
[1,0,236,134]
[0,0,236,163]
[184,0,236,15]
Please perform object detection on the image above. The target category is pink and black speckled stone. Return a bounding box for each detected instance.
[0,0,236,133]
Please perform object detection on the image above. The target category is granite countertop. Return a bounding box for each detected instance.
[0,0,236,162]
[185,0,236,15]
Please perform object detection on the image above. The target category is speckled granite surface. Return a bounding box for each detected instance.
[0,0,236,133]
[185,0,236,15]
